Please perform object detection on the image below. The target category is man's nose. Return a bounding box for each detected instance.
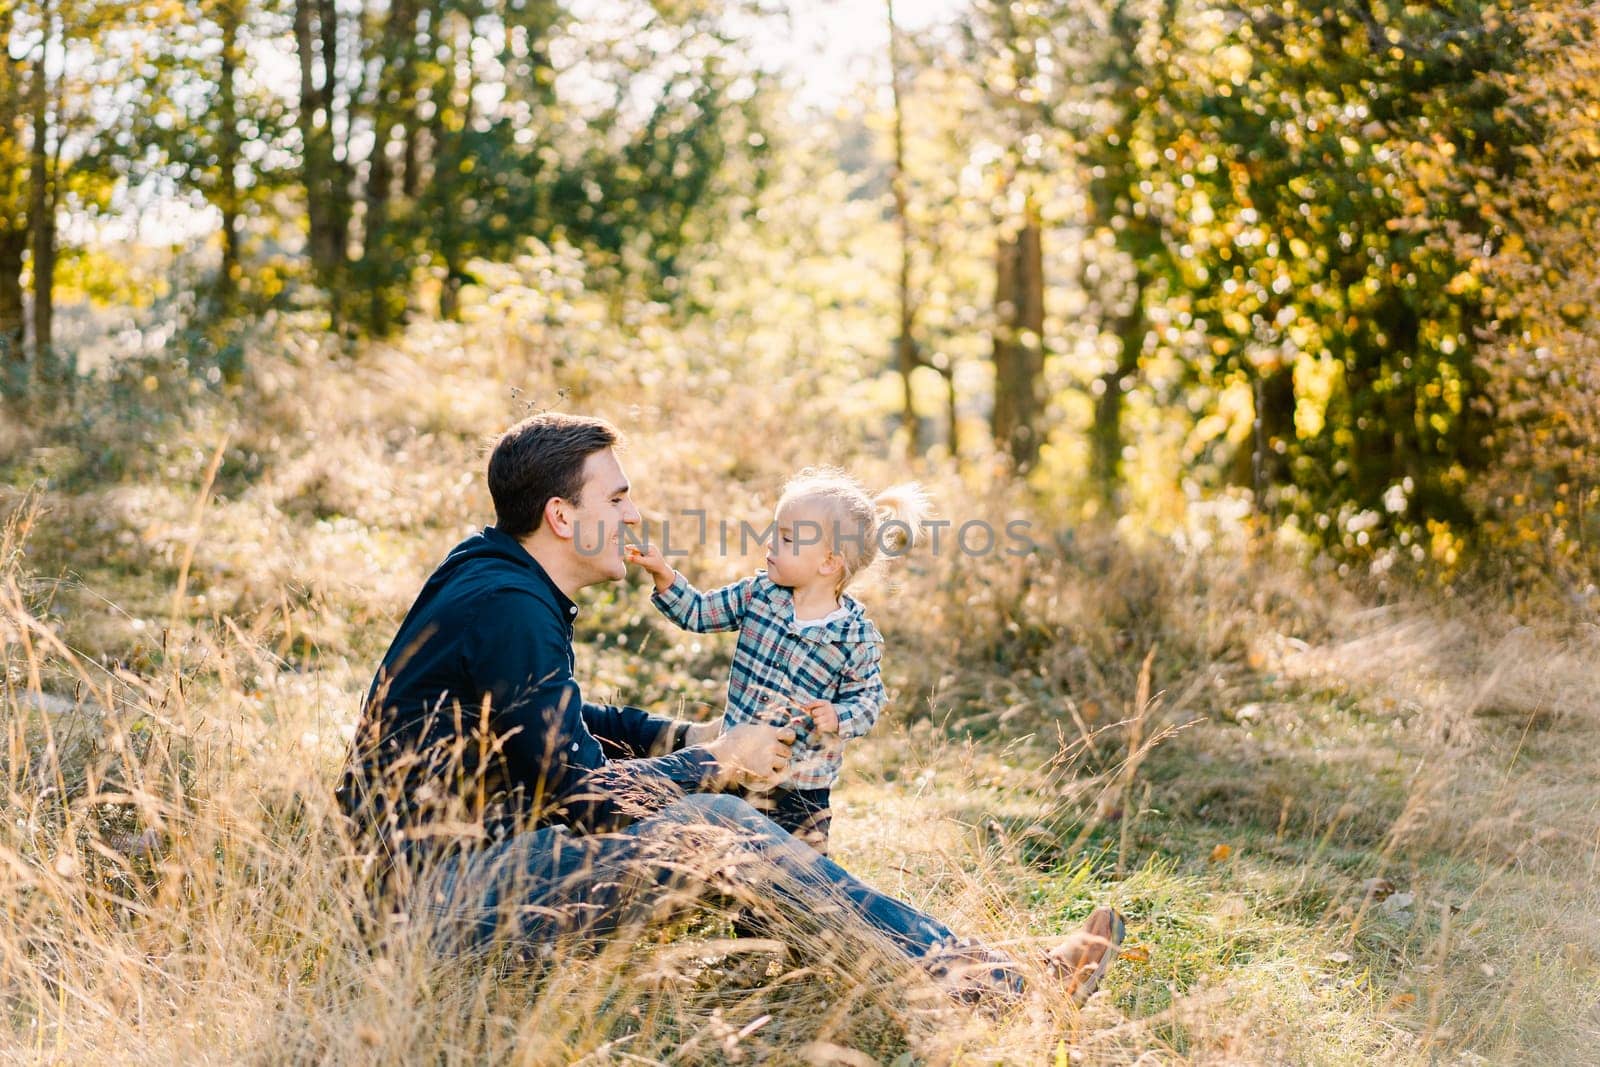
[621,500,642,525]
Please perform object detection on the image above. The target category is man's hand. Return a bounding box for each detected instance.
[623,542,677,593]
[649,717,722,756]
[798,697,840,734]
[704,722,794,789]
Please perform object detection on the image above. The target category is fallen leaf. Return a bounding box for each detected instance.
[1209,843,1234,863]
[1120,943,1151,963]
[1362,877,1396,901]
[1385,992,1418,1012]
[1326,951,1353,965]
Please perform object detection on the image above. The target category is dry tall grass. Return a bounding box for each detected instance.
[2,296,1598,1064]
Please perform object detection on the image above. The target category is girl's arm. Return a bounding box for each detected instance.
[649,572,756,633]
[628,542,755,632]
[831,640,888,740]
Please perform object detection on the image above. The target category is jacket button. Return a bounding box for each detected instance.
[570,742,579,752]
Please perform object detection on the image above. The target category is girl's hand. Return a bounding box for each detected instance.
[624,542,676,591]
[798,697,840,734]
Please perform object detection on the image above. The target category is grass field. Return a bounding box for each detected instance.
[3,313,1597,1064]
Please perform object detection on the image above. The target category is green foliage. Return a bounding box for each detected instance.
[1167,0,1530,561]
[129,0,295,309]
[1466,0,1600,590]
[313,0,776,330]
[2,0,1597,585]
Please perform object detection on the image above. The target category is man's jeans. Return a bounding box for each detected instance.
[410,793,958,965]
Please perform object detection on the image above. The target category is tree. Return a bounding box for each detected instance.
[886,0,922,456]
[1146,0,1528,554]
[0,0,28,390]
[856,18,993,464]
[1470,0,1600,585]
[0,0,139,397]
[968,0,1062,473]
[274,0,773,335]
[135,0,290,312]
[991,188,1045,470]
[27,0,57,368]
[1074,0,1181,513]
[292,0,355,326]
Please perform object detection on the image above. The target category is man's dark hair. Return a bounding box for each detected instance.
[488,413,621,539]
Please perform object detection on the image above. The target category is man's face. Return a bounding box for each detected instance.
[565,448,640,584]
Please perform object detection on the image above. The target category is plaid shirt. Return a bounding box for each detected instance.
[650,571,887,789]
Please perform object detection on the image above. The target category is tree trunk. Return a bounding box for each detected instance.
[221,201,241,300]
[1091,281,1145,513]
[428,2,459,321]
[1252,361,1296,514]
[991,192,1045,471]
[398,0,422,200]
[401,104,422,199]
[1383,302,1422,501]
[296,0,352,326]
[317,0,351,262]
[363,132,395,333]
[992,218,1017,452]
[0,229,24,384]
[886,0,920,455]
[217,0,242,302]
[941,363,959,461]
[362,0,414,335]
[294,0,331,272]
[0,4,27,384]
[1344,342,1384,508]
[400,124,421,200]
[28,24,53,369]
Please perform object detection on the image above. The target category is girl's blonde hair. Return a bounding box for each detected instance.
[777,466,932,593]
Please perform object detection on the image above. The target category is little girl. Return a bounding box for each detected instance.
[626,467,929,854]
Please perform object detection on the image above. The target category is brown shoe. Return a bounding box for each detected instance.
[1046,906,1126,1006]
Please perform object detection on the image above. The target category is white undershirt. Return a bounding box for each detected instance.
[792,605,849,629]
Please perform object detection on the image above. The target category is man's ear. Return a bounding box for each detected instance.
[543,496,574,540]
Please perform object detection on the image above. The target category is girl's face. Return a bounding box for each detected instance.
[765,498,839,590]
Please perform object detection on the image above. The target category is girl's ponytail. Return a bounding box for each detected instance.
[872,483,932,557]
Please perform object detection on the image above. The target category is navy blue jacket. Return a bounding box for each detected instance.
[337,526,718,843]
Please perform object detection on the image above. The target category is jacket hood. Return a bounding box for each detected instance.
[437,526,534,573]
[423,527,575,615]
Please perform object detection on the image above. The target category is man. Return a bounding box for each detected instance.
[338,412,1121,1004]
